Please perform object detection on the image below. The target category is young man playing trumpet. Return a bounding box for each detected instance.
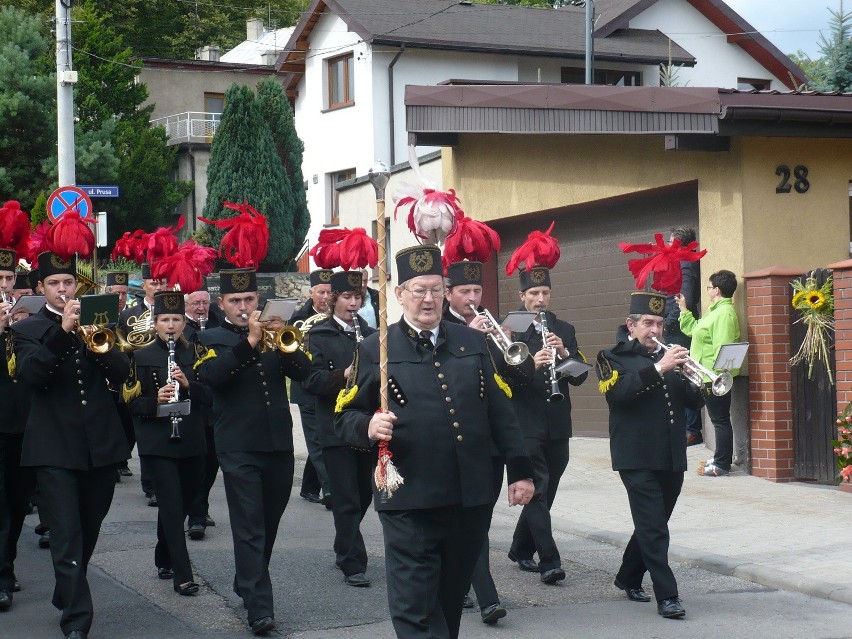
[12,251,130,639]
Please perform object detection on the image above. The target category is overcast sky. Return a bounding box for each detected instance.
[723,0,838,58]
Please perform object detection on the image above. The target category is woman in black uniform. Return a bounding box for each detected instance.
[125,291,208,595]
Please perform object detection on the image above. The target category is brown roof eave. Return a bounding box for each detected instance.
[720,105,852,125]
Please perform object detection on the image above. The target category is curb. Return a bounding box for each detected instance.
[541,511,852,607]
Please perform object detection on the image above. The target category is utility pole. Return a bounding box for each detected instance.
[56,0,77,186]
[584,0,595,85]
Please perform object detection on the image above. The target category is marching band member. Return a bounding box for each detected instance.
[303,270,376,588]
[124,291,210,595]
[505,223,588,585]
[335,244,534,639]
[104,271,129,314]
[105,271,134,478]
[197,261,311,635]
[13,243,130,639]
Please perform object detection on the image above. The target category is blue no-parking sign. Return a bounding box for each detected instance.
[46,186,94,223]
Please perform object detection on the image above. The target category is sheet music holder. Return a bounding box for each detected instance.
[554,358,593,378]
[259,298,300,322]
[156,400,191,418]
[9,295,45,315]
[501,311,536,333]
[713,342,749,371]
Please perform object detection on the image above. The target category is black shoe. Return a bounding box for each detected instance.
[322,494,333,510]
[65,631,87,639]
[0,590,11,611]
[250,616,275,635]
[34,523,48,535]
[38,530,50,549]
[12,581,20,593]
[507,551,539,573]
[540,567,566,585]
[118,464,133,477]
[148,494,158,507]
[188,524,205,540]
[344,573,371,587]
[205,515,216,527]
[174,581,199,596]
[480,602,507,624]
[614,577,651,602]
[462,593,475,608]
[299,491,322,504]
[158,567,174,580]
[657,597,686,618]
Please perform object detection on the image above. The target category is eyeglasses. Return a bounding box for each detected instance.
[706,285,717,290]
[187,300,210,306]
[405,287,444,300]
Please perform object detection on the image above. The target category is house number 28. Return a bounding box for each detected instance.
[775,165,809,194]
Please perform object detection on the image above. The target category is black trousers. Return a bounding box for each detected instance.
[116,400,135,464]
[218,450,293,624]
[0,433,34,592]
[379,504,491,639]
[323,446,373,577]
[188,424,219,526]
[510,437,569,571]
[705,385,734,470]
[144,455,205,586]
[617,469,683,602]
[36,465,116,635]
[468,457,504,608]
[298,405,329,496]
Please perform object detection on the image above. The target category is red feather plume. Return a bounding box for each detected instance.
[152,240,217,293]
[618,233,706,294]
[198,201,269,269]
[145,217,185,265]
[27,220,51,263]
[0,201,31,257]
[505,221,560,276]
[309,228,378,271]
[443,216,501,268]
[45,210,96,260]
[111,229,148,264]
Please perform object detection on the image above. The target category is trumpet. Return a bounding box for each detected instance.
[468,305,529,366]
[652,337,733,396]
[538,311,563,402]
[61,294,116,354]
[166,335,182,443]
[261,325,302,353]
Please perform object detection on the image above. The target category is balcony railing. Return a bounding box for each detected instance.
[150,112,221,144]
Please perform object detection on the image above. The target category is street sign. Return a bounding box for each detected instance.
[78,185,119,198]
[46,186,94,223]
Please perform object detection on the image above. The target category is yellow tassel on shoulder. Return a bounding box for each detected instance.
[193,348,217,370]
[7,352,15,379]
[334,384,358,413]
[493,373,512,398]
[122,379,142,403]
[598,370,619,394]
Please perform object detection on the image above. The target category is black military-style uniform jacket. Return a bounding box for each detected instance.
[509,309,588,440]
[302,315,375,448]
[596,325,705,471]
[182,314,220,345]
[198,321,311,454]
[12,307,131,469]
[334,319,534,511]
[1,331,31,434]
[127,337,210,458]
[289,299,324,407]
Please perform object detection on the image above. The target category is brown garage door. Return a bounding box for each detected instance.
[489,181,699,437]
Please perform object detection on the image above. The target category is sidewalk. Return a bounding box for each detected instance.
[293,407,850,606]
[523,437,851,605]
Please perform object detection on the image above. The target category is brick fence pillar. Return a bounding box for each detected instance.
[742,267,805,482]
[828,260,852,413]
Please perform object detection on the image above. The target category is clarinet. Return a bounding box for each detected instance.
[353,320,363,343]
[166,336,182,442]
[198,315,207,331]
[538,311,564,402]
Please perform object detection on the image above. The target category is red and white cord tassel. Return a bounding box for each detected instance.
[374,440,404,499]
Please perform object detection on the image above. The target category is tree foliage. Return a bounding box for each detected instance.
[792,8,852,91]
[202,84,294,267]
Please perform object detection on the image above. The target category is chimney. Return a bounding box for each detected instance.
[247,18,265,41]
[195,45,221,62]
[261,51,279,66]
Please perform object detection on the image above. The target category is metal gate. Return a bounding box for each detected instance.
[790,268,836,482]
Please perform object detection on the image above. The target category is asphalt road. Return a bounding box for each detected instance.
[2,459,851,639]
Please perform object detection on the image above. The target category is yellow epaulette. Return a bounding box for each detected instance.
[596,351,618,394]
[334,385,358,413]
[494,373,512,398]
[598,370,619,394]
[193,348,217,370]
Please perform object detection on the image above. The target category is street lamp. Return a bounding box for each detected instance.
[568,0,595,85]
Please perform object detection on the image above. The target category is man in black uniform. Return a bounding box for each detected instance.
[105,271,135,479]
[596,291,704,619]
[197,268,311,636]
[289,269,332,506]
[0,249,35,611]
[12,251,130,639]
[335,245,534,639]
[183,288,220,539]
[507,265,588,584]
[303,270,376,587]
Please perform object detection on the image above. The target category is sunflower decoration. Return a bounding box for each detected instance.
[790,271,834,384]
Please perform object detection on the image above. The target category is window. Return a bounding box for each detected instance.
[737,78,770,91]
[327,53,355,109]
[561,67,641,86]
[203,92,225,141]
[327,168,355,225]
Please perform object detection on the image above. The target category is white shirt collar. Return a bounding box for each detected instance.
[333,315,354,332]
